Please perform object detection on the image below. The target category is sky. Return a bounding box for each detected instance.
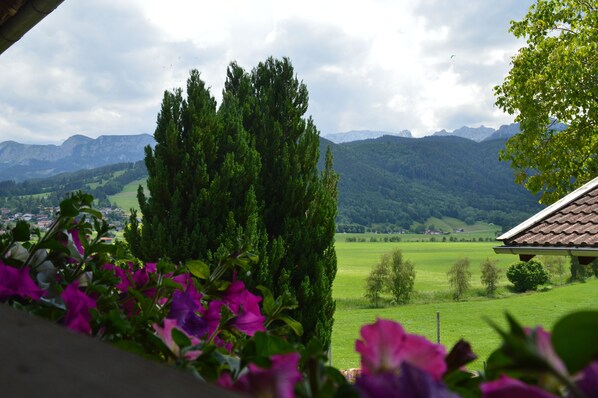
[0,0,534,145]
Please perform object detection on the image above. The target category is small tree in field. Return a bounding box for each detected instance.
[480,258,502,297]
[364,261,390,308]
[447,257,472,300]
[385,249,416,304]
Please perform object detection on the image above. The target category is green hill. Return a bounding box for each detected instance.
[320,135,542,232]
[0,135,541,232]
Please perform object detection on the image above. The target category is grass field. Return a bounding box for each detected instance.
[108,177,147,213]
[330,236,598,370]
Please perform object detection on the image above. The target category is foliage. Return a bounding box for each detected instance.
[224,58,338,348]
[506,259,550,292]
[494,0,598,204]
[4,194,598,397]
[447,257,472,300]
[539,255,568,284]
[569,256,591,282]
[385,248,416,304]
[330,135,542,232]
[126,69,261,265]
[480,257,502,296]
[363,260,390,308]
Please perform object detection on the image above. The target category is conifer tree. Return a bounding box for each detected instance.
[125,70,260,264]
[224,57,338,348]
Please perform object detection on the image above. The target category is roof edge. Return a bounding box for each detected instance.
[497,175,598,241]
[493,245,598,258]
[0,0,64,55]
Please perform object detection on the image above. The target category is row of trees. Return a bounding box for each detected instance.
[125,58,338,348]
[365,251,598,307]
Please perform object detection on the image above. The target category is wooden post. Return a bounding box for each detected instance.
[436,311,440,344]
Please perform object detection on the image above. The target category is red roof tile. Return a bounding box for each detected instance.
[500,179,598,249]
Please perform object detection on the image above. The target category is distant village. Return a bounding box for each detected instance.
[0,206,128,236]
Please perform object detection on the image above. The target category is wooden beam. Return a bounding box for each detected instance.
[578,256,596,266]
[519,254,535,262]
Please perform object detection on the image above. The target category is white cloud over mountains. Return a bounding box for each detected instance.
[0,0,533,144]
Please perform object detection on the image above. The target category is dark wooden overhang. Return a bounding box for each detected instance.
[0,0,64,55]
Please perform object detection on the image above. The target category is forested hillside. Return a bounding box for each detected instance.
[0,135,540,232]
[320,135,542,231]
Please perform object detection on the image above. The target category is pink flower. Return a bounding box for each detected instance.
[0,262,44,301]
[481,375,559,398]
[62,281,96,334]
[153,318,202,361]
[355,318,447,380]
[231,353,302,398]
[525,326,567,376]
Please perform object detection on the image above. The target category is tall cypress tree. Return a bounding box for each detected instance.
[125,70,260,264]
[224,57,338,348]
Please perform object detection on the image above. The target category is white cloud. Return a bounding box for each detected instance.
[0,0,535,143]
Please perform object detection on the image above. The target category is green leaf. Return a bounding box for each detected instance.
[80,207,103,219]
[552,311,598,374]
[36,239,70,254]
[187,260,210,280]
[254,332,295,356]
[256,285,276,315]
[171,328,192,348]
[278,314,304,336]
[12,220,30,242]
[59,198,79,217]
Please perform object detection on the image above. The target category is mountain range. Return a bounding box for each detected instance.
[0,134,155,181]
[0,126,541,231]
[323,123,521,144]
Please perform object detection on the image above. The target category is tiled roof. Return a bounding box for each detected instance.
[499,177,598,248]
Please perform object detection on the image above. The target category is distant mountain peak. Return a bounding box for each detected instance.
[323,130,412,143]
[0,134,156,181]
[432,125,495,142]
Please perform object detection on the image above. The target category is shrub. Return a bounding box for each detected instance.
[447,257,472,300]
[569,256,591,282]
[506,260,550,292]
[364,261,390,308]
[480,257,502,296]
[385,249,416,304]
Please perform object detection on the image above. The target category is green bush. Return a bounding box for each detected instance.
[480,257,502,297]
[506,260,550,292]
[447,257,472,300]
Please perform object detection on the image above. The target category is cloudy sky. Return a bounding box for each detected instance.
[0,0,534,144]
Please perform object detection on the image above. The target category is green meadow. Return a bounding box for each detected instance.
[108,177,147,213]
[330,236,598,370]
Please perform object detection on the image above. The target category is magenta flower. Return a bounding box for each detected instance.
[61,281,96,334]
[356,363,459,398]
[355,318,447,380]
[576,360,598,397]
[167,285,223,339]
[0,262,44,301]
[153,318,202,360]
[232,352,302,398]
[230,307,267,336]
[222,278,262,314]
[481,375,559,398]
[222,278,266,336]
